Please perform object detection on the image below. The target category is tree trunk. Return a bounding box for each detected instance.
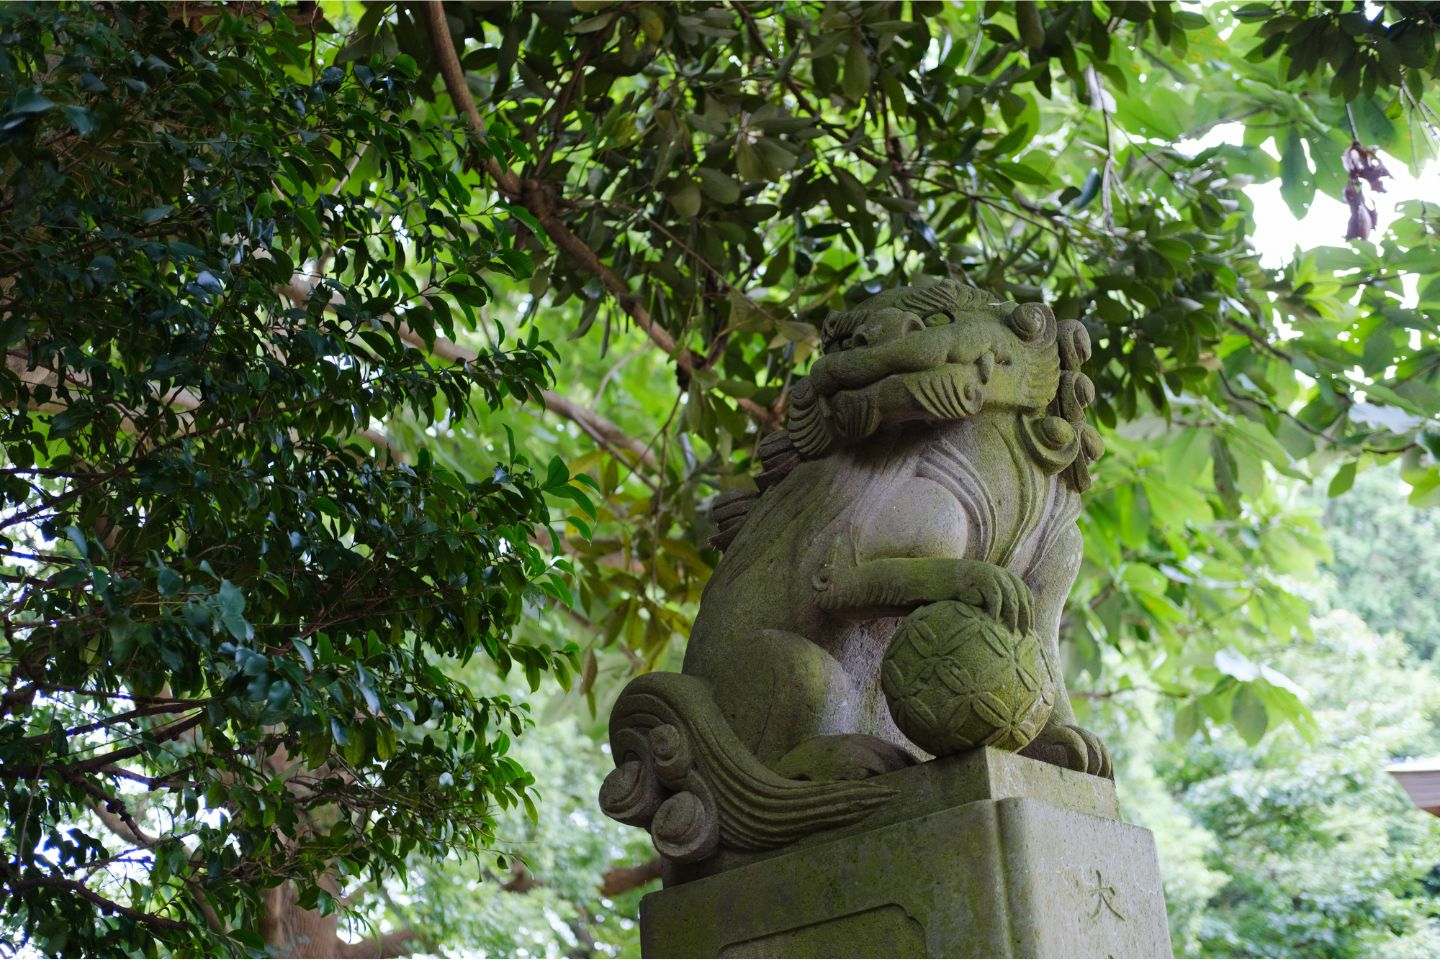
[261,882,424,959]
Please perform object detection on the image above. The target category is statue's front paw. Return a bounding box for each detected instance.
[1020,723,1112,779]
[956,561,1033,634]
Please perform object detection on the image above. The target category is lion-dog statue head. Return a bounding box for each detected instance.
[783,278,1101,490]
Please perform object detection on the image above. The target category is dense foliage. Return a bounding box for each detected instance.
[1316,464,1440,659]
[372,0,1440,742]
[3,0,1440,955]
[1104,613,1440,959]
[0,5,587,955]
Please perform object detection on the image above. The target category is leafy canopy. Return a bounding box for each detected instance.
[5,0,1440,955]
[0,4,589,955]
[387,0,1440,748]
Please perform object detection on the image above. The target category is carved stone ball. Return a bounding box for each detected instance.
[881,601,1056,757]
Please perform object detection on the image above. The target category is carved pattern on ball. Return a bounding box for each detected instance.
[881,600,1056,757]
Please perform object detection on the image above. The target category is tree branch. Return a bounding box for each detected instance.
[282,276,661,471]
[4,348,399,459]
[599,856,662,897]
[341,926,429,959]
[2,711,204,780]
[7,874,187,932]
[419,2,780,430]
[395,316,659,471]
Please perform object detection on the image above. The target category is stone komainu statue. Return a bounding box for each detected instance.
[600,279,1106,865]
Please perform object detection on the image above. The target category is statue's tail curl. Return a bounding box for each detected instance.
[600,673,895,863]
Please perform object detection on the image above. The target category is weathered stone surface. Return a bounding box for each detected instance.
[670,746,1119,882]
[601,279,1116,865]
[599,672,899,864]
[643,749,1172,959]
[598,279,1172,957]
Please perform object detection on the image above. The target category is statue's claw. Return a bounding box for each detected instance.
[1074,725,1113,779]
[1020,723,1112,779]
[958,561,1033,635]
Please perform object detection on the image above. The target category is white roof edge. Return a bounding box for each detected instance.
[1387,757,1440,773]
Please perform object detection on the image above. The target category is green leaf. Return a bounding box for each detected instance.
[571,12,616,34]
[992,161,1050,186]
[636,5,665,42]
[546,455,569,488]
[1016,0,1045,49]
[1072,168,1102,209]
[696,167,741,204]
[842,39,871,101]
[217,580,249,640]
[1232,684,1269,745]
[61,105,98,135]
[294,205,321,240]
[9,89,55,115]
[550,484,596,519]
[668,181,701,217]
[1279,128,1314,218]
[1328,462,1356,497]
[735,141,765,183]
[1173,702,1200,741]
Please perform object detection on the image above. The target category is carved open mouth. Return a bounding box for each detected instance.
[819,345,1058,441]
[809,330,1006,396]
[823,361,990,440]
[790,313,1062,456]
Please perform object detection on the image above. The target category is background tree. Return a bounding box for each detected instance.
[385,0,1440,741]
[0,5,588,955]
[1313,464,1440,659]
[1112,605,1440,959]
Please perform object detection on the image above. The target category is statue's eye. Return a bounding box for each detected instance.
[922,312,951,327]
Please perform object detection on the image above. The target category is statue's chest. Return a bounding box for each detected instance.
[918,427,1049,566]
[842,421,1056,573]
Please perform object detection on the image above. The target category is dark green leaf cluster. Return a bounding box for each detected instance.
[384,2,1246,437]
[1238,1,1440,100]
[0,4,578,954]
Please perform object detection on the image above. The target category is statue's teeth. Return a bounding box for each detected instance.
[977,352,994,384]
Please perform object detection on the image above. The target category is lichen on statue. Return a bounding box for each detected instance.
[600,278,1107,865]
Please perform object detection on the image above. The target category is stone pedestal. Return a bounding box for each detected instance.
[640,748,1171,959]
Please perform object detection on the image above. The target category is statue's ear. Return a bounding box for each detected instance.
[1048,318,1102,492]
[1057,316,1092,369]
[1021,415,1082,476]
[786,378,835,459]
